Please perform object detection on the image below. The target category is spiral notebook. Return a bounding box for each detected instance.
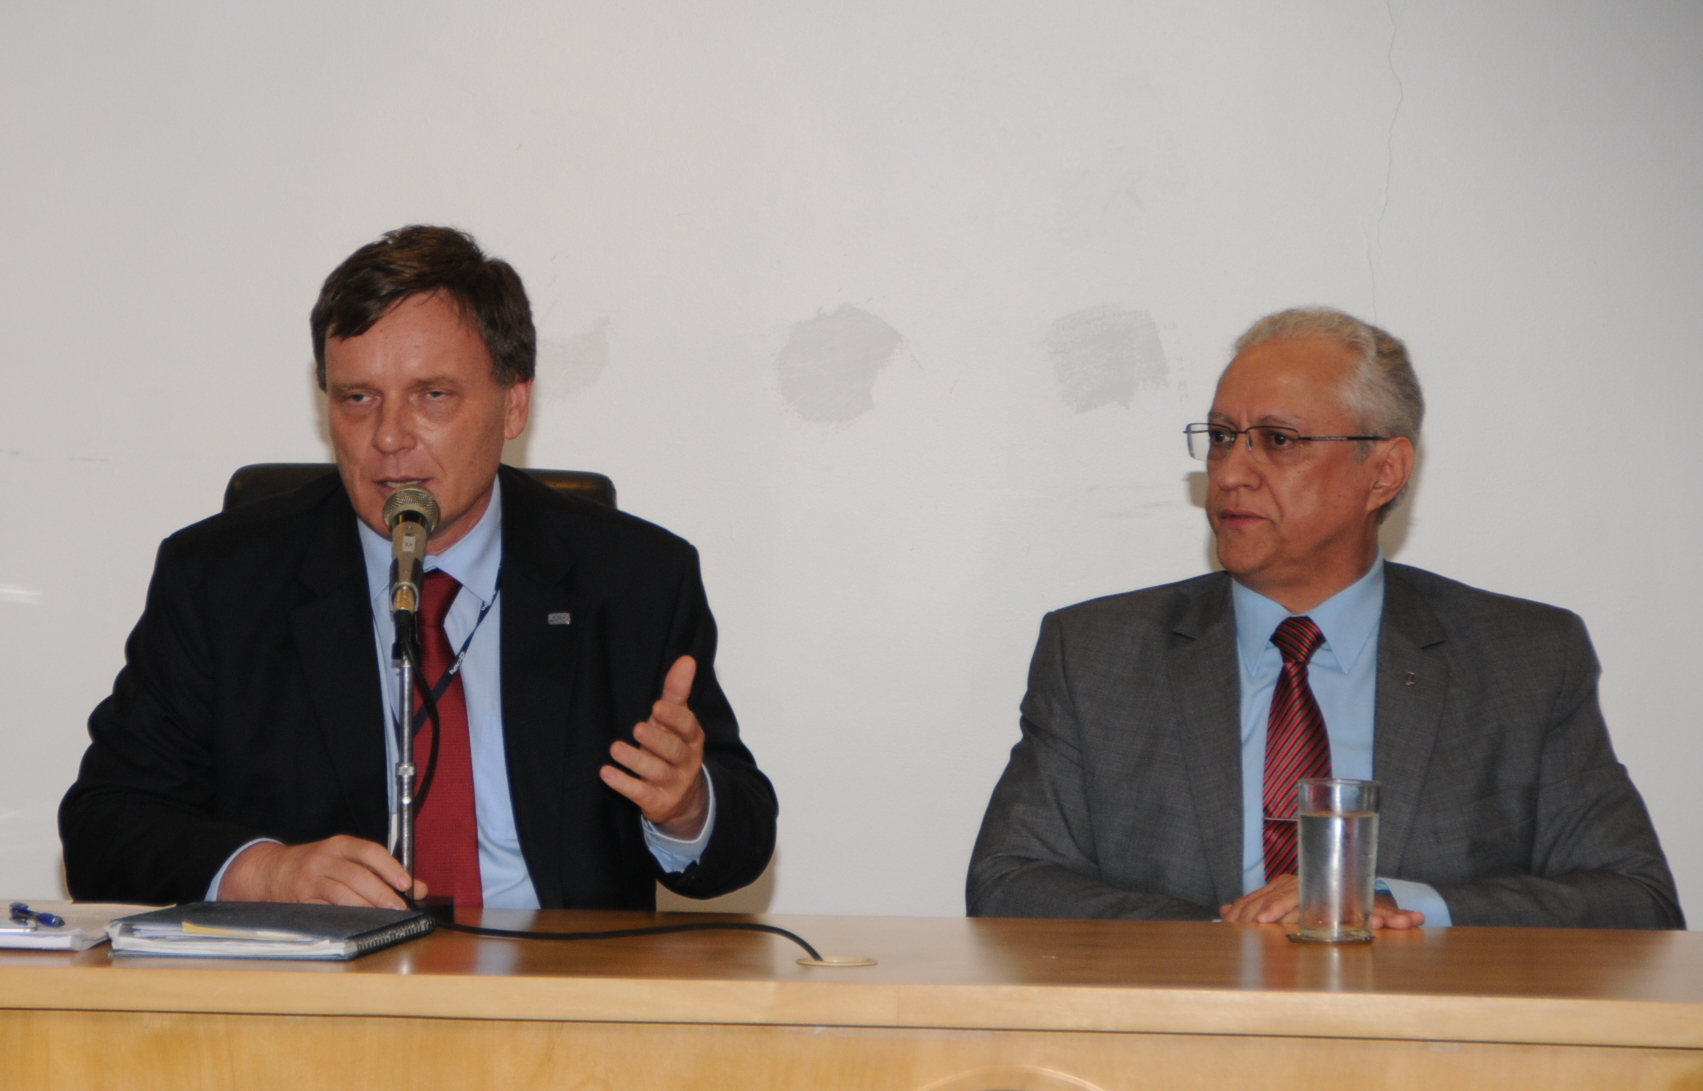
[109,902,434,960]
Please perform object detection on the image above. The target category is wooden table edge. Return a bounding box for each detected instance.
[2,968,1700,1050]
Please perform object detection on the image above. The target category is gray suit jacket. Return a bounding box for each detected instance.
[967,564,1683,929]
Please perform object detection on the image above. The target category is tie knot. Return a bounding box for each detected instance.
[1272,615,1325,665]
[419,569,463,630]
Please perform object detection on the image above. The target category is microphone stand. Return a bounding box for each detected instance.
[392,611,418,894]
[381,488,439,911]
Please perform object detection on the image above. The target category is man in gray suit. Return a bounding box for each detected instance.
[968,307,1682,929]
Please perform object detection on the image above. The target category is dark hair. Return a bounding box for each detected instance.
[311,225,536,389]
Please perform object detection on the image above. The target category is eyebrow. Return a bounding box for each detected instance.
[327,376,463,395]
[1207,411,1309,428]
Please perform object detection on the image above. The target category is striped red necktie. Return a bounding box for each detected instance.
[1261,615,1331,880]
[412,570,483,907]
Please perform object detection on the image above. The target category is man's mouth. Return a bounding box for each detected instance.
[376,478,427,493]
[1216,508,1266,527]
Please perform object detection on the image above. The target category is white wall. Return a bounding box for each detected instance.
[2,1,1699,922]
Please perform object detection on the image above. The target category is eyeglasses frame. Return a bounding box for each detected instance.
[1183,422,1390,462]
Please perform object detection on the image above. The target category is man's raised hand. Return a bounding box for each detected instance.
[601,655,710,839]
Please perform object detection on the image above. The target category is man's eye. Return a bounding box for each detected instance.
[1266,430,1294,448]
[1207,429,1235,445]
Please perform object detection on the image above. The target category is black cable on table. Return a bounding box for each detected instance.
[432,918,824,962]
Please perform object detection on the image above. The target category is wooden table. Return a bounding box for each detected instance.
[2,910,1701,1090]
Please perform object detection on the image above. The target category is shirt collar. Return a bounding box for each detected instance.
[1231,549,1386,676]
[358,477,504,608]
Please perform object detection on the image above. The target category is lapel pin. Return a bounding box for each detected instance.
[1404,671,1418,686]
[547,612,572,626]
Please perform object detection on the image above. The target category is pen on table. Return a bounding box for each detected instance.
[10,902,65,928]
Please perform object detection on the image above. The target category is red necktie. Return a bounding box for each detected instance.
[1261,616,1331,880]
[413,570,483,907]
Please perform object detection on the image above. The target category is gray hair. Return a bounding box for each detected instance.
[1233,306,1424,514]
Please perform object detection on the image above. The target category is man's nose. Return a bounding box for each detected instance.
[372,400,414,454]
[1210,433,1262,490]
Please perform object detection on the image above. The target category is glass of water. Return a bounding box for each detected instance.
[1294,778,1380,944]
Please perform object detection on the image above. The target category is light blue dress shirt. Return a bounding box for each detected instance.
[1232,551,1451,926]
[209,477,714,904]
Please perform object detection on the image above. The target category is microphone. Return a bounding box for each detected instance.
[383,487,441,618]
[383,487,438,888]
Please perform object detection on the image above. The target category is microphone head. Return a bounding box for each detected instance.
[383,487,441,533]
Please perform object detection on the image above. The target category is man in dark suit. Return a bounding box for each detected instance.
[61,226,776,909]
[968,307,1681,929]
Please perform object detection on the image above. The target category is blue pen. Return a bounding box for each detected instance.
[9,902,65,928]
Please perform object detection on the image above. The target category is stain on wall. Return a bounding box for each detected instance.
[775,305,904,422]
[537,318,610,400]
[1045,305,1167,412]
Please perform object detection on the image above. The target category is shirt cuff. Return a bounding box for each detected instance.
[207,838,283,900]
[641,771,716,874]
[1378,876,1453,927]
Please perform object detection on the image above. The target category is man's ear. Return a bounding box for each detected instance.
[504,379,534,441]
[1366,436,1415,513]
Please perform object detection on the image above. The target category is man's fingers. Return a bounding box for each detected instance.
[632,721,690,765]
[1229,880,1423,931]
[610,740,678,785]
[318,876,384,908]
[333,865,408,909]
[648,699,705,741]
[1223,896,1277,923]
[601,762,662,812]
[219,835,416,907]
[1220,875,1301,924]
[660,656,696,706]
[1368,894,1424,931]
[607,664,708,829]
[1372,908,1425,930]
[317,836,412,906]
[335,835,413,892]
[319,851,409,908]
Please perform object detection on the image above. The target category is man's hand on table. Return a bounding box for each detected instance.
[220,835,426,908]
[602,655,711,840]
[1220,874,1425,929]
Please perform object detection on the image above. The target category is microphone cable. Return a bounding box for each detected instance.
[427,914,824,962]
[397,614,444,812]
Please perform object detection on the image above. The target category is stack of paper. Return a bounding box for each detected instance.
[0,901,159,951]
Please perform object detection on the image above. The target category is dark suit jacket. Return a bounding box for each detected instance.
[967,564,1683,929]
[61,466,777,907]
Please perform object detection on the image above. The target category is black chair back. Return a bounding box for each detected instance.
[222,463,617,512]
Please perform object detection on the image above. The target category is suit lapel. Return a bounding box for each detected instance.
[496,467,583,907]
[1372,565,1450,875]
[289,489,390,841]
[1168,575,1246,907]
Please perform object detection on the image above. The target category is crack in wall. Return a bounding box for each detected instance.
[1368,0,1405,320]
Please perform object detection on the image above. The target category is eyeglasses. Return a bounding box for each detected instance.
[1184,423,1388,465]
